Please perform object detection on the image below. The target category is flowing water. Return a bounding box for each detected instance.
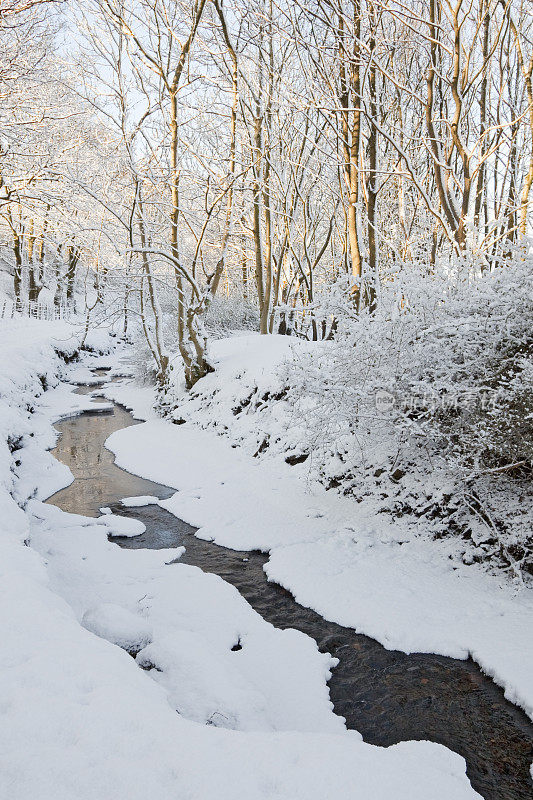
[46,374,533,800]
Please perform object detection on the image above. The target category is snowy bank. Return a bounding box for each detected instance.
[0,318,114,511]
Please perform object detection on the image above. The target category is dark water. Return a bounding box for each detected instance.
[46,378,533,800]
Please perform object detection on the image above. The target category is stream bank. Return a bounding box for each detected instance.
[46,375,533,800]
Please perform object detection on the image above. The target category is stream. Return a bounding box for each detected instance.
[46,372,533,800]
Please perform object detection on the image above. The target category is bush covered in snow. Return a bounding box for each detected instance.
[281,257,533,578]
[204,295,259,338]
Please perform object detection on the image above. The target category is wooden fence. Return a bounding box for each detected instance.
[0,297,71,322]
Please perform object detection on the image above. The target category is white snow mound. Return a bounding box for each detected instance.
[121,495,159,507]
[100,514,146,537]
[82,603,152,653]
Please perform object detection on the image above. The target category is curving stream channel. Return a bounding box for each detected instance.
[46,373,533,800]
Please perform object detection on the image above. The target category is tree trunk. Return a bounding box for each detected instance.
[66,245,80,305]
[339,3,363,303]
[12,228,22,303]
[366,4,379,310]
[27,219,39,303]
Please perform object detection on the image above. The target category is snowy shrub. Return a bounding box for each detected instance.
[130,339,160,385]
[204,295,259,338]
[281,257,533,578]
[273,275,352,340]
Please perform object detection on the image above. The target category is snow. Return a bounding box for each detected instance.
[82,602,153,653]
[121,494,159,506]
[0,318,482,799]
[99,377,159,421]
[68,364,108,385]
[38,381,114,422]
[104,334,533,723]
[98,512,147,537]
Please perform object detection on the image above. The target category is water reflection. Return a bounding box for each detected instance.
[47,391,172,517]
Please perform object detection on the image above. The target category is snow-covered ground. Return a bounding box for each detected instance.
[0,320,485,797]
[104,334,533,723]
